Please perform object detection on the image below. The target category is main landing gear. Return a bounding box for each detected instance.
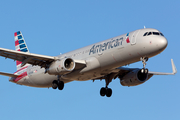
[100,87,112,97]
[52,76,64,90]
[140,57,149,74]
[100,73,115,97]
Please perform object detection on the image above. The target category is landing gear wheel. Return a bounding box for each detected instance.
[141,68,148,74]
[106,88,112,97]
[58,81,64,90]
[141,68,145,73]
[52,80,58,89]
[145,69,148,74]
[100,87,112,97]
[100,87,106,97]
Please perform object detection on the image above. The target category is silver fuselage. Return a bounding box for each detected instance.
[10,28,167,87]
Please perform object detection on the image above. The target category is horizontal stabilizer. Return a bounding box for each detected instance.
[0,72,18,77]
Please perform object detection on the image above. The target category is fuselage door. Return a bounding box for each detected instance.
[131,30,140,45]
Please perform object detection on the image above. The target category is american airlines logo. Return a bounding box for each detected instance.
[89,37,123,55]
[126,33,130,43]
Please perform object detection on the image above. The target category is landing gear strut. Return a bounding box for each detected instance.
[52,75,64,90]
[140,57,149,74]
[100,73,115,97]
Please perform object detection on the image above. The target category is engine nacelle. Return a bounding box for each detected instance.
[120,69,148,86]
[47,58,75,75]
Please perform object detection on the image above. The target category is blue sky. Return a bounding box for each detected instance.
[0,0,179,120]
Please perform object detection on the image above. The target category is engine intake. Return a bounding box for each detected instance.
[47,58,75,75]
[120,69,148,86]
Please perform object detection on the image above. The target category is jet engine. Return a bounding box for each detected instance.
[47,58,75,75]
[120,69,148,86]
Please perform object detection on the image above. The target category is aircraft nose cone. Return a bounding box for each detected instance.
[157,37,168,50]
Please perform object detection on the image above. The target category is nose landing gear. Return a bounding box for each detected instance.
[140,57,149,74]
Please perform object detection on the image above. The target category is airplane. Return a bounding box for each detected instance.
[0,28,177,97]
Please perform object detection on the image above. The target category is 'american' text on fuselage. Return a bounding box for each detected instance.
[89,37,123,55]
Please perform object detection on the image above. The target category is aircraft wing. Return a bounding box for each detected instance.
[0,47,55,68]
[117,59,177,75]
[95,59,177,80]
[0,47,87,69]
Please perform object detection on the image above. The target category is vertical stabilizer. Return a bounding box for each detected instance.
[14,31,30,70]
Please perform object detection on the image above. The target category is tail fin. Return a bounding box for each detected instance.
[14,31,30,70]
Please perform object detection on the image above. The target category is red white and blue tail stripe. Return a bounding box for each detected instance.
[14,31,30,71]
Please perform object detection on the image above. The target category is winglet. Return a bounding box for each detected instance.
[148,59,177,75]
[171,59,177,74]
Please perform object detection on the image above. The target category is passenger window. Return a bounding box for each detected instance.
[143,32,148,36]
[153,32,160,35]
[147,32,152,36]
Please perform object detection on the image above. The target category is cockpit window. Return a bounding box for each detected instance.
[153,32,160,35]
[148,32,152,35]
[160,33,164,36]
[143,31,164,37]
[143,32,148,36]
